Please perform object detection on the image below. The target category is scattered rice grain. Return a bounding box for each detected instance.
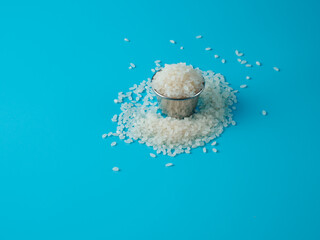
[130,63,136,68]
[235,50,244,57]
[112,167,120,171]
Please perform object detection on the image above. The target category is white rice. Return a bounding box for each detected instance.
[246,64,252,67]
[151,63,204,98]
[241,60,247,64]
[262,110,267,116]
[196,35,202,39]
[221,59,226,64]
[256,61,261,66]
[110,66,237,157]
[130,63,136,68]
[150,153,156,158]
[212,148,218,153]
[112,167,120,171]
[235,50,244,57]
[214,55,219,59]
[205,47,212,51]
[170,40,176,44]
[240,84,247,88]
[211,141,217,146]
[111,114,118,122]
[246,76,251,80]
[165,163,174,167]
[180,46,184,50]
[273,67,280,72]
[203,147,207,153]
[102,133,107,139]
[111,142,117,147]
[124,38,130,42]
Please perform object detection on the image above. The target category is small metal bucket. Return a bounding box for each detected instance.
[151,72,205,119]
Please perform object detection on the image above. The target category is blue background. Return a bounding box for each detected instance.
[1,0,320,239]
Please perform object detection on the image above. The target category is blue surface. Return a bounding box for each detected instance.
[1,0,320,239]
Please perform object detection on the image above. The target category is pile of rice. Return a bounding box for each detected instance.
[152,63,204,98]
[109,63,238,157]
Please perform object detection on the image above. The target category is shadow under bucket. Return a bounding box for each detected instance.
[151,71,205,119]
